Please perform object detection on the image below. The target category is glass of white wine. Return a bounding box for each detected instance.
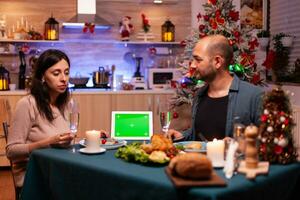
[68,99,79,153]
[159,101,172,136]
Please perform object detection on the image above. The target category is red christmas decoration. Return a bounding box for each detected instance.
[248,38,259,51]
[261,114,268,122]
[172,112,179,119]
[197,13,202,22]
[229,10,239,21]
[208,0,217,5]
[199,24,206,32]
[83,22,95,33]
[240,53,255,66]
[251,72,261,85]
[141,13,150,33]
[274,145,283,155]
[203,15,209,21]
[262,50,276,70]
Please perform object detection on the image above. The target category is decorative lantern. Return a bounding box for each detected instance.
[161,19,175,42]
[44,15,59,40]
[0,63,10,91]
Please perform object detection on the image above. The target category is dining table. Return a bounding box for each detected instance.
[21,144,300,200]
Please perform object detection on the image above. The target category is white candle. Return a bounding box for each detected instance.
[85,130,100,150]
[207,138,225,168]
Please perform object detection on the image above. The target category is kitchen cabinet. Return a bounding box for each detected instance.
[0,98,12,166]
[0,90,175,139]
[111,93,173,133]
[72,93,112,137]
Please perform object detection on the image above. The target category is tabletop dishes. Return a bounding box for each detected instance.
[79,138,127,150]
[79,147,106,154]
[174,141,207,153]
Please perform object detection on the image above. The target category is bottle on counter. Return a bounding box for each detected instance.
[0,63,10,91]
[18,51,26,89]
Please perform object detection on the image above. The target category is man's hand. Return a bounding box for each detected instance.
[166,129,184,141]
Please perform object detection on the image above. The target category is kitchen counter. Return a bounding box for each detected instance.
[0,89,175,96]
[0,89,175,135]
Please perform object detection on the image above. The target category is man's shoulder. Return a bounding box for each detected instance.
[238,79,263,95]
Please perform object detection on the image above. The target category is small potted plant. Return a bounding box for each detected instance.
[281,33,294,47]
[257,30,270,48]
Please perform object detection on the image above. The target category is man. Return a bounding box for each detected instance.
[167,35,263,141]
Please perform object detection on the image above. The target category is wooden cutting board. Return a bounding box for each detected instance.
[165,167,227,188]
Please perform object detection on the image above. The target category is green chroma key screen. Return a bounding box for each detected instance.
[111,111,153,140]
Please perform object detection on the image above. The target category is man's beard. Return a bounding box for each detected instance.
[192,65,216,82]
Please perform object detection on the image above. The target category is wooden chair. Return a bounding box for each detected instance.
[2,122,21,200]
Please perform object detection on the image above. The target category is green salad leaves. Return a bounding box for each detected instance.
[115,142,149,163]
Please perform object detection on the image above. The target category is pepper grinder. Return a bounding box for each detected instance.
[244,125,258,169]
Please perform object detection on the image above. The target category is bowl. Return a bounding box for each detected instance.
[69,77,89,86]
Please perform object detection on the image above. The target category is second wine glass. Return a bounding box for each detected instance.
[159,101,172,136]
[68,99,80,153]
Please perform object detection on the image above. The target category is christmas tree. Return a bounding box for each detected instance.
[258,87,298,164]
[171,0,262,107]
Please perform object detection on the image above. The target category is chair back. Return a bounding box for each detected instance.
[2,122,9,143]
[2,122,21,199]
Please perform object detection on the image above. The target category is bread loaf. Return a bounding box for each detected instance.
[168,153,212,180]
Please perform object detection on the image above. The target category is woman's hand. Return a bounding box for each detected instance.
[49,133,74,148]
[166,129,184,141]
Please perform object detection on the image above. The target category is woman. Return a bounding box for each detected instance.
[6,49,74,188]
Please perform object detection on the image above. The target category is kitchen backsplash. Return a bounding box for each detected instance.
[0,0,190,87]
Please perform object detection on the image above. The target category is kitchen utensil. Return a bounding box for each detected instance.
[92,66,110,85]
[69,77,89,86]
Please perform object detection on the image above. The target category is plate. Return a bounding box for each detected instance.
[79,147,106,154]
[174,141,207,153]
[79,139,127,150]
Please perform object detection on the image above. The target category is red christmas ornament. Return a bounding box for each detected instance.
[173,112,179,119]
[209,18,218,30]
[208,0,217,5]
[229,10,239,21]
[181,83,187,88]
[274,145,283,155]
[261,114,268,122]
[260,143,266,153]
[148,47,156,55]
[83,22,95,33]
[233,31,240,38]
[203,15,210,21]
[284,118,289,125]
[198,24,206,32]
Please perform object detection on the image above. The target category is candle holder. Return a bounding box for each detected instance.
[44,14,59,40]
[161,19,175,42]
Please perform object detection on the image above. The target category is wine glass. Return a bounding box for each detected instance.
[159,102,172,136]
[68,99,80,153]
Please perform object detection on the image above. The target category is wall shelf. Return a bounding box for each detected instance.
[0,39,181,45]
[0,39,62,43]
